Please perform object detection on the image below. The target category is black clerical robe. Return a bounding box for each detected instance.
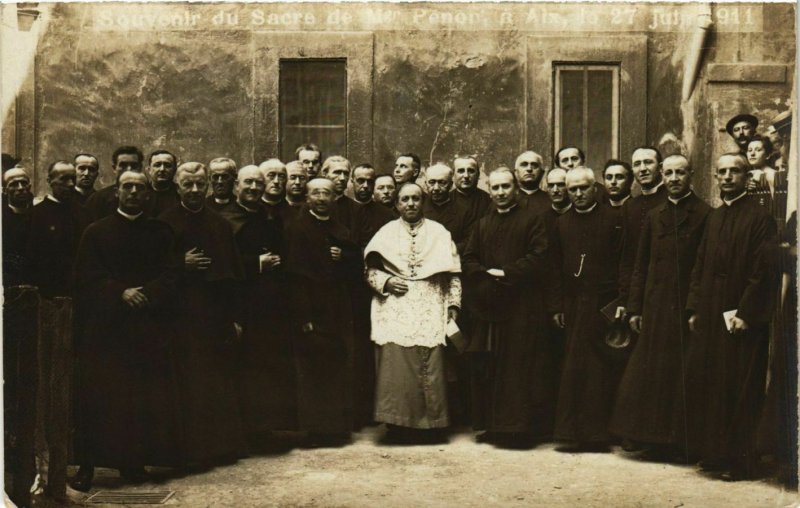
[618,185,668,304]
[84,184,118,222]
[422,198,471,253]
[262,197,296,226]
[683,196,779,472]
[159,204,245,461]
[332,194,358,230]
[517,189,551,218]
[143,184,180,218]
[226,203,297,433]
[3,203,32,287]
[205,195,238,216]
[451,188,491,232]
[610,193,710,446]
[72,187,95,205]
[548,204,624,443]
[26,197,88,298]
[284,210,360,434]
[73,212,182,468]
[463,204,556,435]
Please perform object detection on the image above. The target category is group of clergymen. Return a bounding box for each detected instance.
[0,110,796,497]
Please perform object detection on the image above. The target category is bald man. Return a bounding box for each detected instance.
[285,160,309,210]
[422,163,471,253]
[3,167,33,286]
[206,157,238,215]
[451,155,491,230]
[514,150,549,216]
[284,178,361,445]
[259,158,292,224]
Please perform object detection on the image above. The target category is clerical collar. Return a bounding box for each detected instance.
[309,209,329,221]
[151,183,173,193]
[520,187,539,196]
[214,197,231,205]
[75,187,89,195]
[262,196,283,206]
[723,191,747,207]
[455,188,474,196]
[432,197,451,207]
[553,203,572,214]
[668,191,693,205]
[575,202,598,214]
[46,194,62,204]
[287,197,304,207]
[609,195,631,207]
[641,181,664,196]
[496,203,518,214]
[237,200,260,213]
[117,208,143,221]
[181,202,203,214]
[354,197,372,205]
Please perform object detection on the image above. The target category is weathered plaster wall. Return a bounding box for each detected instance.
[20,2,796,202]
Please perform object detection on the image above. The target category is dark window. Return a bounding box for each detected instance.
[554,64,619,171]
[279,59,347,163]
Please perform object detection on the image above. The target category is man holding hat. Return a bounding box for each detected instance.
[726,113,758,154]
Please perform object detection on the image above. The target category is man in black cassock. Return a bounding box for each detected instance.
[610,155,710,457]
[347,163,394,427]
[142,150,180,217]
[223,165,295,438]
[462,168,555,446]
[422,163,471,253]
[285,160,309,212]
[206,157,238,215]
[543,168,572,232]
[73,153,99,205]
[548,167,625,450]
[85,146,145,221]
[158,162,245,465]
[3,167,33,287]
[71,171,182,491]
[617,147,667,307]
[284,178,361,445]
[514,150,550,216]
[602,159,633,210]
[374,174,397,212]
[259,158,292,224]
[684,153,779,480]
[451,155,490,231]
[555,146,609,204]
[321,156,358,227]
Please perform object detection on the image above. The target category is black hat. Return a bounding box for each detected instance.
[726,114,758,136]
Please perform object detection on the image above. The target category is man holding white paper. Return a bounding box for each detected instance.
[364,183,461,439]
[683,153,779,480]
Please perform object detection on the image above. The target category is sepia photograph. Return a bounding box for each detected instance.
[1,1,798,506]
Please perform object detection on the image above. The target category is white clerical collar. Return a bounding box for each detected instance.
[609,195,631,207]
[287,197,304,207]
[117,208,143,221]
[496,203,518,214]
[214,197,231,205]
[668,191,693,205]
[723,191,747,206]
[553,203,572,214]
[75,187,88,195]
[354,197,372,205]
[262,196,283,206]
[46,194,61,204]
[520,188,539,196]
[641,181,663,196]
[181,202,203,214]
[455,188,475,196]
[309,209,330,221]
[575,202,598,214]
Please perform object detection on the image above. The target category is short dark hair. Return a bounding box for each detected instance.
[602,159,633,182]
[555,146,586,165]
[73,153,99,167]
[111,146,144,167]
[295,144,321,159]
[747,134,774,155]
[632,146,663,163]
[148,149,177,166]
[47,160,73,176]
[398,153,421,170]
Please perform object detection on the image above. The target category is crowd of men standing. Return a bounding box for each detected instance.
[1,110,796,504]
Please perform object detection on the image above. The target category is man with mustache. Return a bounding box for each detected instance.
[683,153,778,480]
[451,155,490,230]
[206,157,238,215]
[158,162,246,466]
[725,113,758,154]
[142,149,180,217]
[610,155,710,459]
[73,153,100,204]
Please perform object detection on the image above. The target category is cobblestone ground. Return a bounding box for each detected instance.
[33,427,800,508]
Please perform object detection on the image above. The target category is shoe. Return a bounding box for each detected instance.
[119,467,149,483]
[69,466,94,492]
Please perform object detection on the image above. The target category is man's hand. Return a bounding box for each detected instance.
[629,315,642,334]
[233,322,243,339]
[615,306,626,321]
[385,277,409,296]
[745,178,758,192]
[688,314,698,333]
[729,317,749,334]
[553,313,565,329]
[487,268,505,278]
[330,246,342,262]
[122,287,148,309]
[185,247,212,271]
[447,306,459,322]
[259,250,281,273]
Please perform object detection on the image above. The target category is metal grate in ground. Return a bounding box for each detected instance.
[86,490,175,504]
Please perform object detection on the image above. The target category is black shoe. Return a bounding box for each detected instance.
[70,466,95,492]
[119,467,149,483]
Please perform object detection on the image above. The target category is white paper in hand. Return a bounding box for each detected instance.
[723,309,738,332]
